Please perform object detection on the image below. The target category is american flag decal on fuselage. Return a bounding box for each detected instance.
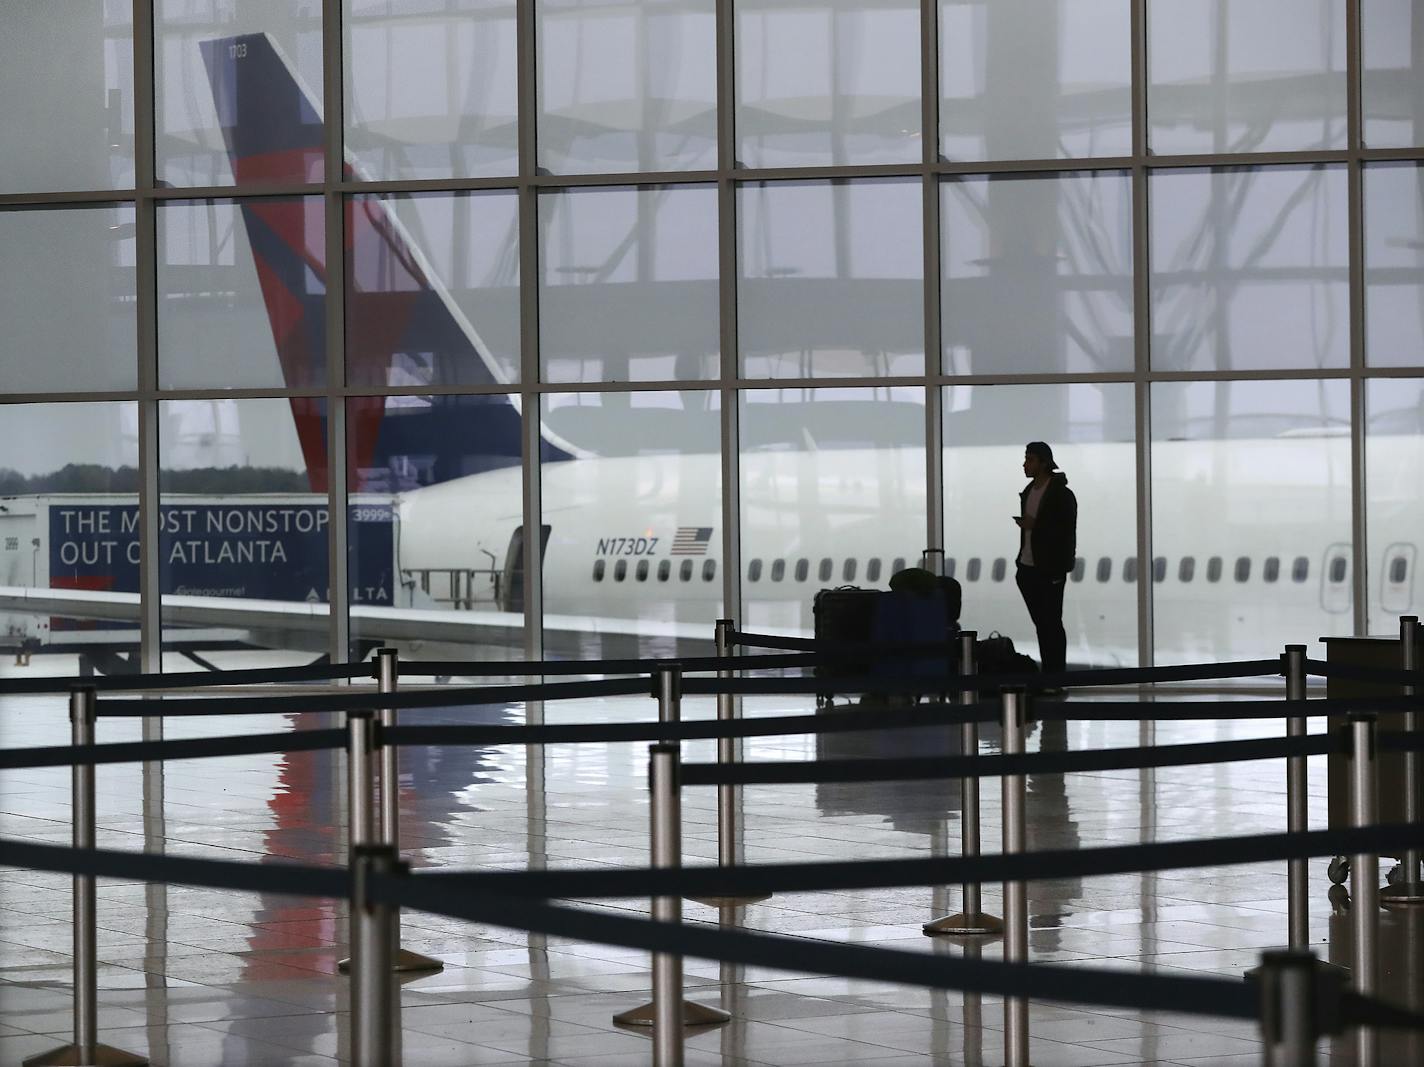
[670,527,714,555]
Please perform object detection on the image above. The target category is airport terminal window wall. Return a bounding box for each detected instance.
[1,1,1423,673]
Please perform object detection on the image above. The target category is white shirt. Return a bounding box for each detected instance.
[1018,482,1048,566]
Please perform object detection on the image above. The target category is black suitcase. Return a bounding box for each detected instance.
[812,586,879,682]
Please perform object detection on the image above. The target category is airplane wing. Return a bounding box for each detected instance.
[0,586,715,663]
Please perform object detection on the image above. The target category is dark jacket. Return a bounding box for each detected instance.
[1018,472,1077,577]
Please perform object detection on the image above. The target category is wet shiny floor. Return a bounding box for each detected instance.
[2,678,1422,1065]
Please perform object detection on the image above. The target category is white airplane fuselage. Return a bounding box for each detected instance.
[394,435,1420,665]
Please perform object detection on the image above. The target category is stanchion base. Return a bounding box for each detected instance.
[394,948,445,972]
[1381,882,1424,908]
[686,893,772,908]
[1242,957,1350,983]
[612,999,731,1029]
[922,911,1005,937]
[337,947,445,975]
[23,1043,149,1066]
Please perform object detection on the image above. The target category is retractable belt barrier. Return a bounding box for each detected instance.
[682,732,1339,786]
[0,660,372,696]
[4,831,1424,1034]
[11,697,1423,770]
[10,703,1403,771]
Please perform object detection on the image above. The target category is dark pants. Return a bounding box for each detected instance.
[1016,564,1067,675]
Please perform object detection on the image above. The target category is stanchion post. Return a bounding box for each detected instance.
[1001,686,1030,1067]
[1383,615,1423,906]
[24,690,147,1067]
[350,845,399,1067]
[691,621,770,908]
[1285,644,1309,950]
[1257,950,1319,1067]
[1348,713,1380,1067]
[651,744,683,1067]
[372,648,442,973]
[924,631,1002,937]
[613,739,729,1041]
[337,710,376,976]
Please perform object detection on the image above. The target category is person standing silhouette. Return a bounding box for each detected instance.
[1013,441,1076,693]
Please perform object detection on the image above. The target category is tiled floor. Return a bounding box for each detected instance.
[1,668,1422,1065]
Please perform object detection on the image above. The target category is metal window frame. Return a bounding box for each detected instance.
[0,0,1419,671]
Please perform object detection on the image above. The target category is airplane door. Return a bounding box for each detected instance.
[1380,543,1417,614]
[1320,542,1352,614]
[499,525,551,613]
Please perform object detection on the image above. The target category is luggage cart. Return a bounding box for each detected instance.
[1321,631,1423,885]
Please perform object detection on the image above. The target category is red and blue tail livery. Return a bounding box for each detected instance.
[198,33,570,492]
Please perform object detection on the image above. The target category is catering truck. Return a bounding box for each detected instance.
[0,494,394,664]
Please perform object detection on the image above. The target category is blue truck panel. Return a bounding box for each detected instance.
[47,502,393,605]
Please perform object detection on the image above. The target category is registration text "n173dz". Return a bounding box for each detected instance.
[596,537,659,556]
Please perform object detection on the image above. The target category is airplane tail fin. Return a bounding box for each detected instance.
[199,33,575,492]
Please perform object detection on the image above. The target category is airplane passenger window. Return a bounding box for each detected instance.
[703,559,716,581]
[1179,557,1195,583]
[1329,557,1347,583]
[892,557,906,574]
[867,558,882,582]
[1207,556,1223,582]
[1123,557,1137,583]
[1153,557,1166,583]
[1071,557,1085,582]
[748,559,762,582]
[680,559,694,581]
[843,558,857,581]
[991,558,1006,582]
[1263,556,1280,583]
[1390,556,1409,583]
[771,559,785,582]
[635,559,649,582]
[795,558,809,582]
[657,560,671,582]
[1096,557,1111,582]
[818,558,833,582]
[966,558,981,582]
[945,558,956,579]
[1234,556,1251,582]
[614,559,628,581]
[1293,556,1309,582]
[593,559,605,582]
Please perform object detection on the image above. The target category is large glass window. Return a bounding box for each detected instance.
[348,394,528,664]
[737,0,921,168]
[1151,380,1353,663]
[940,0,1132,162]
[741,387,926,634]
[943,383,1136,666]
[1148,0,1347,155]
[739,179,923,378]
[158,3,325,187]
[942,171,1132,375]
[1363,0,1424,149]
[0,403,138,677]
[0,206,137,394]
[539,185,719,382]
[159,398,328,670]
[345,0,519,181]
[0,4,133,194]
[538,0,717,173]
[541,390,720,658]
[1364,162,1424,368]
[1365,379,1423,632]
[1150,166,1349,372]
[158,197,327,390]
[346,191,521,388]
